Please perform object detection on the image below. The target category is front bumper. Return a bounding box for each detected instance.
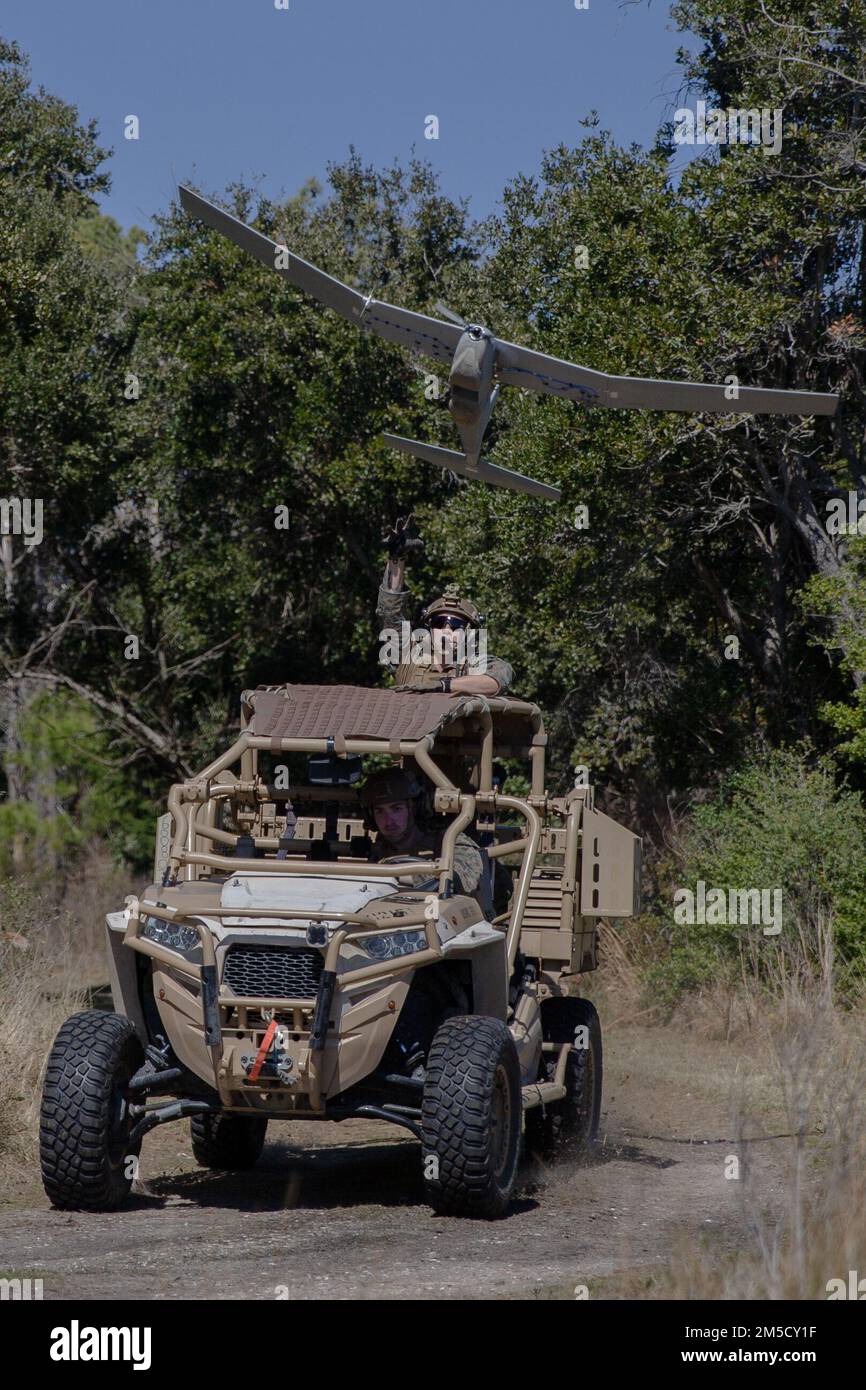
[120,894,441,1113]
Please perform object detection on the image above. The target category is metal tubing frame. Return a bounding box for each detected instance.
[130,896,440,971]
[170,799,542,968]
[124,902,226,1097]
[143,692,551,1098]
[436,792,476,896]
[473,792,542,968]
[167,697,546,873]
[179,851,438,877]
[125,899,441,1007]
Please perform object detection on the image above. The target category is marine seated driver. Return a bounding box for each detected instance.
[359,767,487,909]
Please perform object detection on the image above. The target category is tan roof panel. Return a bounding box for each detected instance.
[248,685,464,743]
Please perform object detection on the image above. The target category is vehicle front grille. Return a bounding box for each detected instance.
[223,944,324,1000]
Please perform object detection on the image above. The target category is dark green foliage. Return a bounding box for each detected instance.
[647,747,866,1008]
[0,692,154,874]
[3,13,866,1002]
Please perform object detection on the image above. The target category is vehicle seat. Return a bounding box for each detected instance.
[474,845,495,920]
[491,857,513,916]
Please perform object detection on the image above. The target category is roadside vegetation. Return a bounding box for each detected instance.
[2,2,866,1290]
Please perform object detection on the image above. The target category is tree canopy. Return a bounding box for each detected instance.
[2,6,866,889]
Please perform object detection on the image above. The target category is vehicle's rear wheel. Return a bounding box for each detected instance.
[190,1112,268,1169]
[421,1015,521,1219]
[40,1010,144,1211]
[525,997,602,1161]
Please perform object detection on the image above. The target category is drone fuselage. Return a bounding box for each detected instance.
[449,326,497,468]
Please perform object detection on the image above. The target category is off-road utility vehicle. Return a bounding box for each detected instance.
[40,685,640,1219]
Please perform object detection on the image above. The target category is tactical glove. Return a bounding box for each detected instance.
[383,512,424,561]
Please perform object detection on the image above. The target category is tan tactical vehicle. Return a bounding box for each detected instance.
[40,685,640,1219]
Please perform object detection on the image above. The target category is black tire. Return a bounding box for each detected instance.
[40,1010,144,1211]
[525,997,602,1161]
[421,1015,521,1219]
[190,1112,268,1169]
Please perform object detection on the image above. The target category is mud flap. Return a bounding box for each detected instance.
[201,964,220,1047]
[310,969,337,1051]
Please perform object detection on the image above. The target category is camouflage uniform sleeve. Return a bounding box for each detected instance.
[377,582,414,678]
[486,655,513,694]
[376,582,413,629]
[465,651,513,693]
[451,833,483,895]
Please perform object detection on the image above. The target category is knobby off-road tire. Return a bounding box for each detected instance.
[190,1112,268,1169]
[525,997,602,1162]
[40,1010,144,1211]
[421,1015,522,1219]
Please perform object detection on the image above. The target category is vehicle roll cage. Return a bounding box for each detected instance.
[156,693,555,963]
[118,691,596,1110]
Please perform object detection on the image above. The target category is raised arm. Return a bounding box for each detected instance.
[377,514,422,629]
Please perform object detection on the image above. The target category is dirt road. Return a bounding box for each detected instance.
[0,1023,789,1299]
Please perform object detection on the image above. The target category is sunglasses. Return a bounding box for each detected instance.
[428,615,469,631]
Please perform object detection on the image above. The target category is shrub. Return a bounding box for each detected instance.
[646,746,866,1011]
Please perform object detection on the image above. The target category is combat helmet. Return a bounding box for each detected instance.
[420,583,483,629]
[358,766,427,829]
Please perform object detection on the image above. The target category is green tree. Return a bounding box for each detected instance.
[116,151,481,770]
[73,207,146,275]
[0,690,154,877]
[0,36,148,856]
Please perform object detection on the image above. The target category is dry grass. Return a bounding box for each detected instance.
[661,978,866,1298]
[595,903,866,1299]
[0,847,136,1176]
[4,841,866,1304]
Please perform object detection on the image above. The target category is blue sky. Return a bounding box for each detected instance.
[4,0,696,232]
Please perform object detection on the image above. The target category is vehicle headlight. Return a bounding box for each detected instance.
[141,915,201,955]
[363,929,428,961]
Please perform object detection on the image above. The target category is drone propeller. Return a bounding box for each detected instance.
[434,301,469,328]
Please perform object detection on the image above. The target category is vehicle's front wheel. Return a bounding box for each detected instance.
[40,1010,144,1211]
[421,1015,521,1219]
[190,1112,268,1169]
[525,997,602,1161]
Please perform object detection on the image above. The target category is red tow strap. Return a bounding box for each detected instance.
[248,1018,278,1081]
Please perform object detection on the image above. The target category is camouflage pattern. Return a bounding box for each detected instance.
[370,824,483,896]
[376,582,514,693]
[392,667,445,692]
[376,581,417,629]
[450,832,484,895]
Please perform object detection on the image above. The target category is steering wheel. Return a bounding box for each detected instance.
[376,854,439,888]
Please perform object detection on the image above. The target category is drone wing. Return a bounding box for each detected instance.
[179,185,461,367]
[494,338,839,417]
[382,433,561,501]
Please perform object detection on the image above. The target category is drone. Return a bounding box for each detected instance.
[180,185,838,504]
